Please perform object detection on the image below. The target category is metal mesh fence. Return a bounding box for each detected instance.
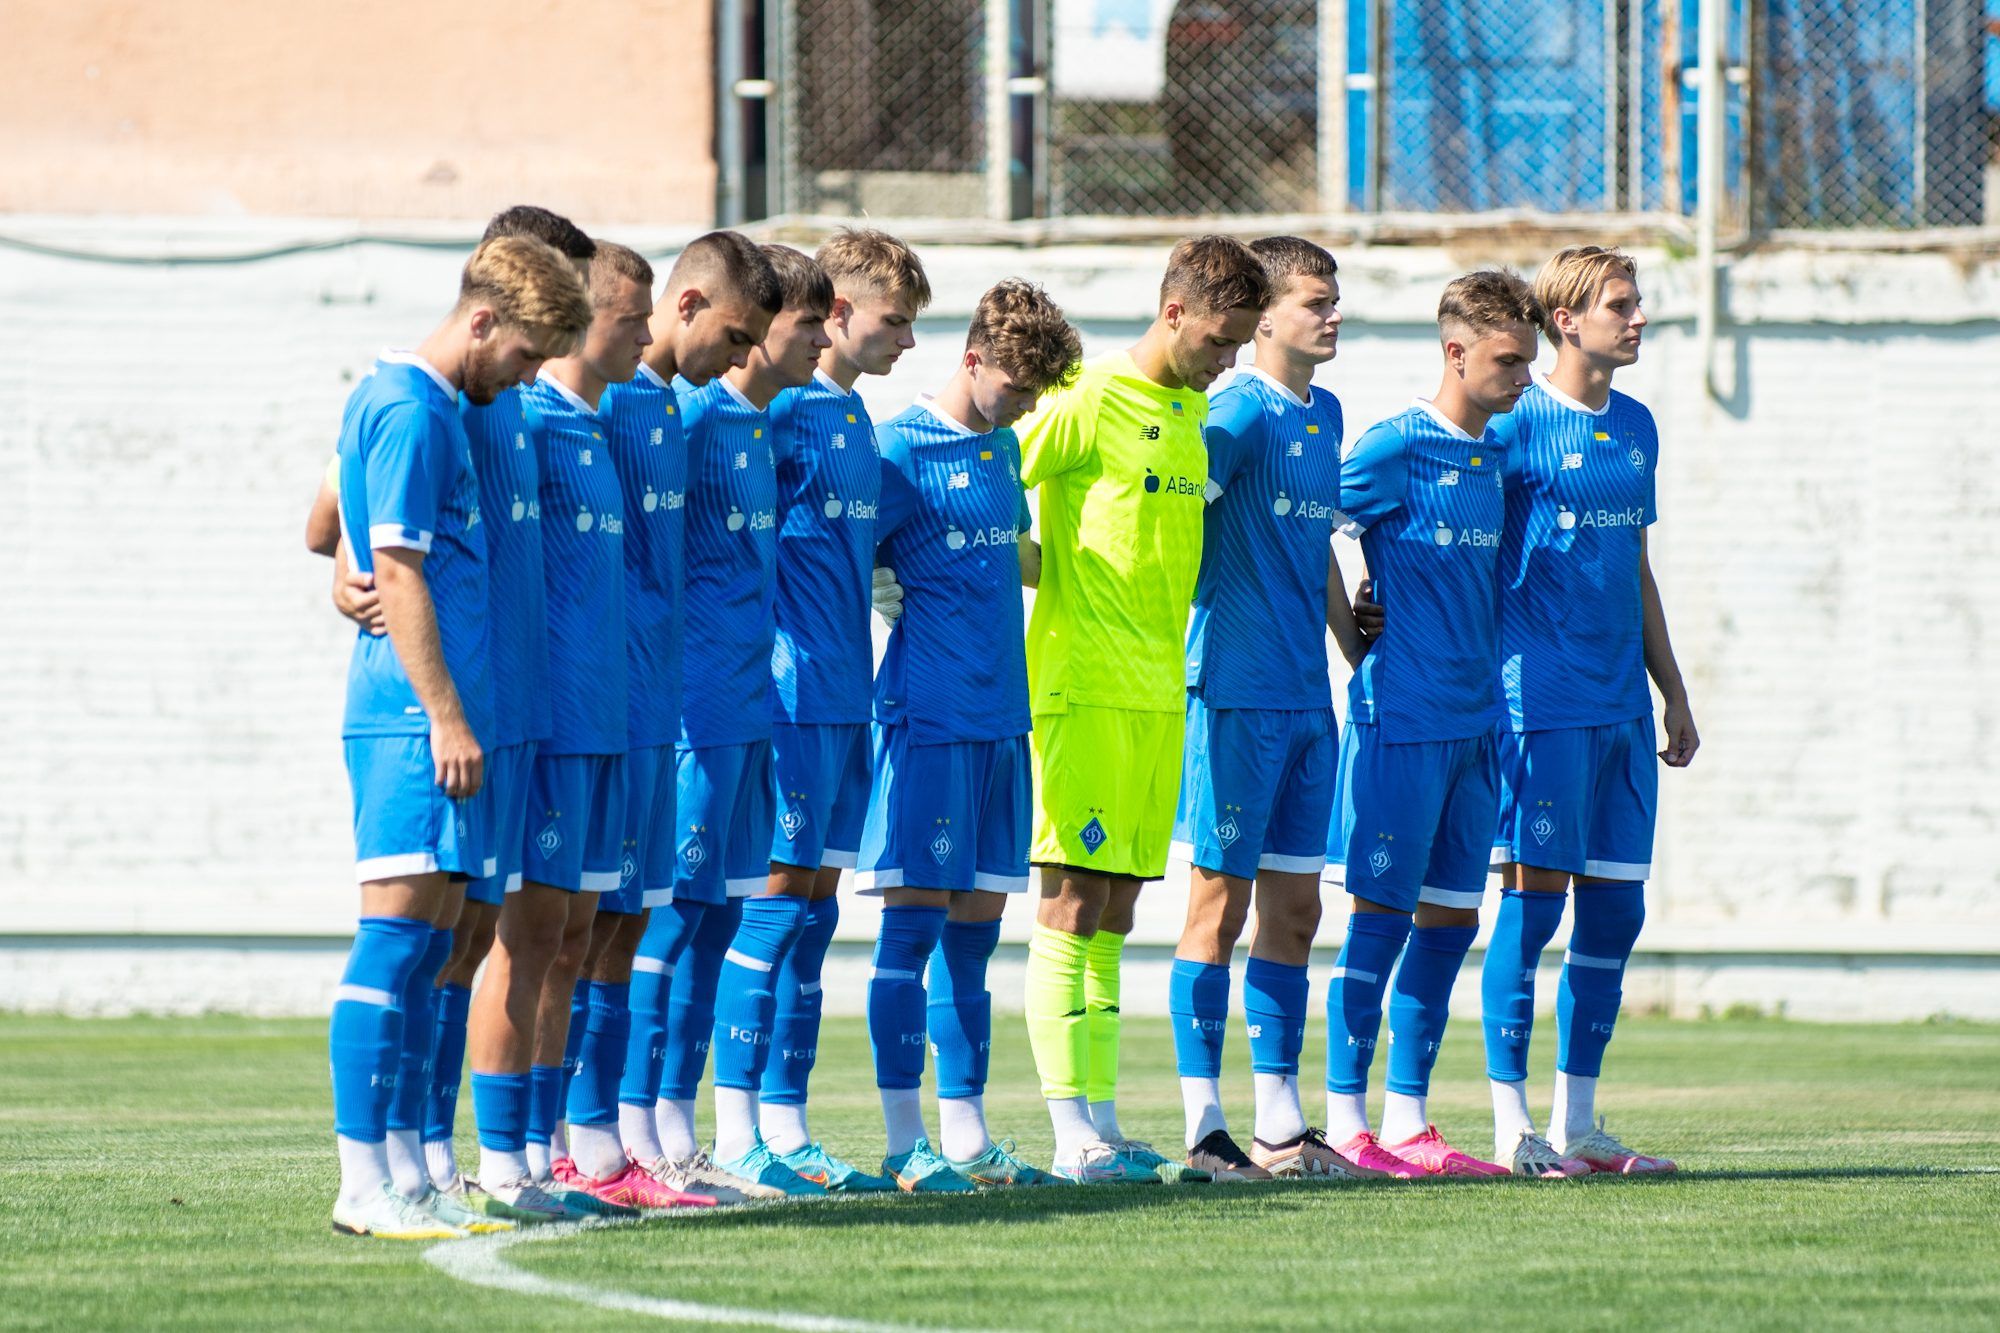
[769,0,1999,231]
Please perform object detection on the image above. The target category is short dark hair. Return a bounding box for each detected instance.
[1160,234,1272,317]
[967,280,1083,396]
[1250,235,1338,301]
[586,241,655,303]
[1437,270,1543,341]
[668,230,784,316]
[481,205,595,262]
[758,244,835,318]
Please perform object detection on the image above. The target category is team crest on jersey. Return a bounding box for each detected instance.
[1561,452,1584,470]
[537,823,562,857]
[1368,843,1393,877]
[1215,817,1241,849]
[1629,447,1645,471]
[1078,817,1107,855]
[929,829,954,864]
[779,804,807,841]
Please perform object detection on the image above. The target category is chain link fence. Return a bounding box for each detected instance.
[768,0,2000,231]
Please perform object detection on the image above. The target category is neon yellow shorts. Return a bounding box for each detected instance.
[1028,703,1184,880]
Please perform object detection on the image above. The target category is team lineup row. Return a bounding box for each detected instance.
[310,205,1698,1240]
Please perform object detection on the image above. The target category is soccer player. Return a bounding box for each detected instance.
[648,245,834,1199]
[1167,236,1368,1180]
[1479,247,1696,1176]
[509,241,657,1213]
[604,234,784,1185]
[1320,271,1542,1179]
[1017,235,1269,1184]
[326,235,590,1238]
[857,280,1082,1191]
[733,229,929,1195]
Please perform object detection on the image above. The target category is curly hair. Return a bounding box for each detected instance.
[967,279,1083,395]
[1160,234,1272,316]
[457,235,592,351]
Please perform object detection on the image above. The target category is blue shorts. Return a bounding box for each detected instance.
[602,743,676,915]
[345,735,490,884]
[1170,698,1335,880]
[1493,717,1658,879]
[522,752,626,894]
[770,721,871,871]
[854,727,1032,895]
[1324,723,1498,913]
[466,741,537,905]
[673,740,776,905]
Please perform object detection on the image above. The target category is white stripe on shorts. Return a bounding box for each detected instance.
[1417,884,1485,909]
[972,871,1030,894]
[1583,859,1650,880]
[355,852,440,885]
[1258,852,1323,874]
[578,870,622,893]
[819,848,858,870]
[724,875,764,898]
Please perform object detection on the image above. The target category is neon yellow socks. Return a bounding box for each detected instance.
[1024,925,1091,1100]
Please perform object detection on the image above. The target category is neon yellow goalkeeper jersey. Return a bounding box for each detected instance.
[1019,351,1208,715]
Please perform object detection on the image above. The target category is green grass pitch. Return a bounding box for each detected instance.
[2,1012,1996,1330]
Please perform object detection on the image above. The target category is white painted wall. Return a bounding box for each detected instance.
[4,221,1997,977]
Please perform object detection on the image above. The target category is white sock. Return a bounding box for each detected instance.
[1380,1091,1428,1145]
[336,1134,391,1207]
[550,1120,569,1160]
[1552,1071,1598,1146]
[424,1138,459,1187]
[1180,1077,1226,1148]
[478,1145,530,1189]
[937,1095,990,1162]
[760,1101,810,1155]
[656,1097,699,1161]
[1252,1073,1308,1146]
[1491,1078,1535,1154]
[569,1122,628,1181]
[1087,1099,1125,1143]
[525,1139,552,1182]
[881,1087,926,1157]
[620,1102,664,1165]
[385,1128,431,1199]
[714,1086,760,1164]
[1325,1091,1370,1141]
[1048,1096,1097,1161]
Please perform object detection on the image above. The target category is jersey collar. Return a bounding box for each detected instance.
[379,349,457,402]
[540,372,604,417]
[812,367,852,397]
[636,363,670,390]
[1531,368,1612,417]
[1412,396,1481,442]
[718,375,759,411]
[1240,364,1315,409]
[914,393,988,438]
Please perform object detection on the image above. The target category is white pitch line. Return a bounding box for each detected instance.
[426,1220,948,1333]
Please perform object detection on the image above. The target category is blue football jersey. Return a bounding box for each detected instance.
[1186,368,1345,711]
[460,387,550,748]
[769,370,880,724]
[874,396,1034,745]
[1491,377,1659,732]
[1339,400,1508,743]
[676,374,778,748]
[603,366,688,750]
[336,352,492,742]
[521,376,627,756]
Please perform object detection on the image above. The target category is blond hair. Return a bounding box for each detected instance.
[814,227,932,310]
[1437,270,1542,343]
[585,240,655,304]
[1532,246,1638,344]
[1160,235,1271,316]
[967,280,1083,395]
[458,235,592,352]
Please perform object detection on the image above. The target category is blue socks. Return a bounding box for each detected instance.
[425,982,473,1142]
[712,896,810,1091]
[1385,925,1476,1097]
[558,978,589,1115]
[619,900,704,1110]
[1168,959,1231,1078]
[1557,882,1645,1077]
[329,916,433,1142]
[661,899,742,1101]
[763,896,839,1105]
[526,1064,564,1146]
[567,981,631,1127]
[1324,912,1410,1093]
[930,919,1001,1100]
[386,926,452,1135]
[1481,888,1568,1082]
[470,1070,529,1152]
[868,906,946,1090]
[1244,958,1309,1077]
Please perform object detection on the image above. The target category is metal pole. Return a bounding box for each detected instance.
[1317,0,1349,215]
[986,0,1014,222]
[1695,0,1724,400]
[1912,0,1928,222]
[716,0,745,225]
[1603,0,1620,209]
[1367,0,1387,211]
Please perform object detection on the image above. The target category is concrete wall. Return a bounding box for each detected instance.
[2,220,1997,1015]
[0,1,714,222]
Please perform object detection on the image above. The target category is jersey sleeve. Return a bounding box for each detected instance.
[362,402,447,553]
[1489,409,1528,483]
[1018,381,1094,487]
[873,427,920,547]
[767,389,798,463]
[1635,402,1661,525]
[1336,421,1410,537]
[1200,388,1262,502]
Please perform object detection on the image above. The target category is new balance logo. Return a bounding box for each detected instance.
[1561,452,1584,470]
[1246,1024,1263,1039]
[1139,425,1161,441]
